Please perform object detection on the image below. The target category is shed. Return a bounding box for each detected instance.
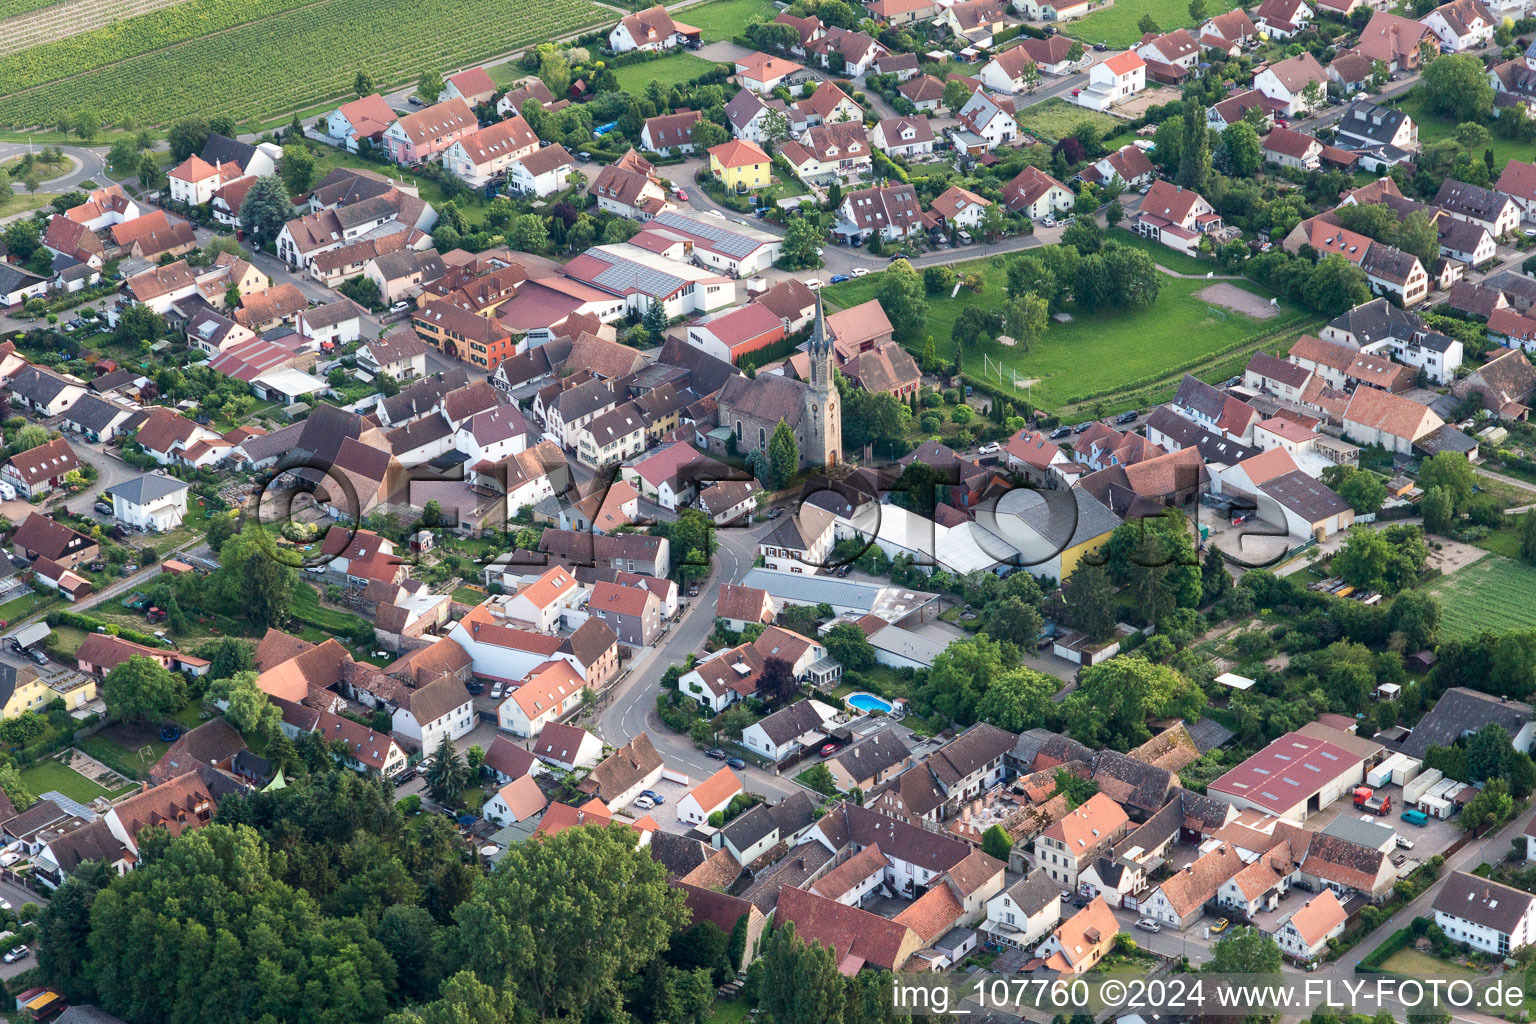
[1216,672,1256,691]
[9,622,50,650]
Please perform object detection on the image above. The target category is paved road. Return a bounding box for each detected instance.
[591,511,812,802]
[0,142,105,195]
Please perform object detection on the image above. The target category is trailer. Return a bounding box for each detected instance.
[1367,752,1423,789]
[1402,768,1443,805]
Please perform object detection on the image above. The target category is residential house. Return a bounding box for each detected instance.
[1001,166,1072,218]
[929,185,992,233]
[741,698,838,762]
[1080,143,1155,188]
[835,183,925,245]
[103,473,189,532]
[609,4,700,52]
[390,673,475,753]
[759,503,836,574]
[383,98,478,165]
[708,139,774,192]
[530,722,605,770]
[1271,889,1348,962]
[1141,841,1245,929]
[1075,50,1145,111]
[1035,897,1119,974]
[1207,88,1272,132]
[444,116,541,188]
[1034,793,1131,889]
[1254,52,1329,116]
[1436,179,1522,237]
[778,122,871,184]
[954,90,1018,148]
[1200,8,1258,50]
[1134,180,1221,256]
[325,94,397,152]
[1454,347,1536,418]
[587,579,662,646]
[825,728,911,792]
[2,437,80,499]
[1254,0,1313,38]
[899,74,946,112]
[11,512,96,568]
[1333,100,1418,170]
[869,115,935,159]
[736,53,805,94]
[641,111,702,154]
[1354,11,1439,71]
[483,775,549,826]
[1263,126,1323,170]
[1420,0,1495,51]
[508,144,577,198]
[498,658,590,736]
[440,67,498,107]
[981,870,1063,949]
[941,0,1008,45]
[678,767,743,825]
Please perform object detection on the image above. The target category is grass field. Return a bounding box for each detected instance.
[1388,89,1526,176]
[1063,0,1239,46]
[824,250,1307,410]
[1379,947,1478,979]
[20,757,130,804]
[678,0,780,40]
[0,190,52,218]
[1431,554,1536,639]
[1013,98,1120,143]
[613,52,720,92]
[0,0,611,128]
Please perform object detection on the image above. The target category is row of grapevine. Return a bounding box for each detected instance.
[0,0,608,126]
[0,0,330,88]
[0,0,68,31]
[0,0,199,59]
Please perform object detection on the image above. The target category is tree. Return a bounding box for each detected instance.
[1152,114,1184,170]
[875,259,927,340]
[238,174,293,249]
[1202,545,1230,603]
[1388,590,1440,651]
[1063,561,1115,641]
[102,655,187,722]
[1461,778,1513,833]
[354,70,374,97]
[0,763,34,812]
[1422,54,1495,122]
[13,424,49,453]
[1398,209,1440,266]
[215,525,297,629]
[199,636,254,679]
[918,634,1019,726]
[167,118,210,161]
[1188,0,1208,20]
[539,49,572,97]
[37,860,112,1002]
[73,109,99,142]
[1061,657,1206,749]
[137,151,162,190]
[952,305,1002,349]
[1138,13,1160,33]
[1521,509,1536,565]
[758,655,798,706]
[1178,102,1211,191]
[981,594,1043,649]
[1336,468,1387,515]
[1302,254,1371,317]
[768,418,799,485]
[823,623,876,670]
[426,733,471,803]
[418,70,445,102]
[981,824,1013,861]
[1422,484,1455,534]
[1003,292,1049,352]
[757,923,847,1024]
[1222,120,1262,177]
[943,78,972,115]
[212,670,282,744]
[974,667,1056,733]
[280,143,315,195]
[1419,450,1476,512]
[780,216,823,270]
[1204,926,1282,1024]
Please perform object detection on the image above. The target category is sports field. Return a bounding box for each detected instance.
[823,250,1308,410]
[1062,0,1239,47]
[0,0,610,127]
[1431,554,1536,639]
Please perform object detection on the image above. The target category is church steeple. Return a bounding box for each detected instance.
[802,290,840,467]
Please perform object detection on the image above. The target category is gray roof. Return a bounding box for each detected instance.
[754,698,830,746]
[1144,406,1259,465]
[66,394,132,433]
[739,567,885,613]
[1435,179,1515,221]
[1433,871,1536,935]
[1335,100,1409,146]
[9,365,79,406]
[1009,728,1093,769]
[105,472,190,506]
[1415,424,1479,456]
[1004,868,1061,916]
[0,262,46,294]
[868,624,947,666]
[1186,717,1235,753]
[653,211,775,259]
[58,1008,129,1024]
[1319,813,1395,850]
[1258,470,1352,523]
[1402,687,1533,758]
[721,803,777,851]
[831,727,911,782]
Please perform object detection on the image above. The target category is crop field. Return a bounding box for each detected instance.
[1062,0,1238,47]
[679,0,780,40]
[0,0,610,127]
[824,251,1307,410]
[1431,554,1536,639]
[612,52,720,92]
[0,0,61,22]
[1013,99,1119,143]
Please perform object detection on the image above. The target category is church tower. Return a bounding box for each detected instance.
[803,293,841,468]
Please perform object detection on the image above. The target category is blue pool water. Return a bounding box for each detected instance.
[847,692,894,714]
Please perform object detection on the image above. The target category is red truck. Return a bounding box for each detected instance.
[1353,786,1391,815]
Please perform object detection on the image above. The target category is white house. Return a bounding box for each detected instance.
[103,473,189,532]
[955,91,1019,148]
[677,767,743,825]
[759,504,836,574]
[1271,889,1348,962]
[324,94,398,152]
[1253,0,1314,38]
[497,658,587,736]
[529,722,606,770]
[1432,872,1536,956]
[500,566,582,632]
[869,116,935,159]
[1075,50,1145,111]
[1420,0,1495,52]
[1002,166,1073,218]
[444,116,541,189]
[483,775,549,826]
[391,674,475,753]
[1254,52,1329,117]
[981,870,1063,950]
[741,698,838,762]
[296,299,363,349]
[610,4,699,52]
[508,145,577,198]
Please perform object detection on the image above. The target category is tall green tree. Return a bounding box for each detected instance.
[167,117,210,161]
[238,174,293,249]
[215,525,297,629]
[1177,101,1211,192]
[874,259,927,341]
[768,418,799,485]
[1061,657,1205,749]
[974,666,1056,732]
[1062,560,1115,641]
[1421,54,1495,122]
[757,922,847,1024]
[280,143,315,195]
[426,734,471,803]
[211,670,282,744]
[102,655,187,723]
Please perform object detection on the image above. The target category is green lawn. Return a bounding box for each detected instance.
[1108,227,1212,276]
[0,589,56,626]
[1387,88,1527,177]
[0,191,53,219]
[1063,0,1238,46]
[1379,946,1478,978]
[77,734,168,781]
[824,251,1308,411]
[613,53,719,92]
[19,757,124,804]
[1014,98,1120,143]
[1430,554,1536,639]
[677,0,780,40]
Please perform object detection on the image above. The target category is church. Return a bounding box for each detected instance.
[716,296,842,469]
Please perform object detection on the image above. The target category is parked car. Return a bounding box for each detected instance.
[819,739,845,756]
[633,795,656,810]
[1093,42,1107,50]
[829,274,850,284]
[640,789,666,804]
[675,188,688,201]
[1211,918,1230,933]
[1048,425,1071,439]
[1135,919,1162,933]
[465,681,484,695]
[977,442,1001,454]
[94,500,113,515]
[851,267,869,277]
[726,756,747,770]
[1072,421,1092,434]
[705,748,727,760]
[1115,410,1138,425]
[804,278,824,290]
[766,506,786,519]
[30,649,47,665]
[1396,835,1415,850]
[4,946,28,963]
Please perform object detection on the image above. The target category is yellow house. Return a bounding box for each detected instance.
[1024,487,1123,584]
[708,139,773,192]
[1,664,57,719]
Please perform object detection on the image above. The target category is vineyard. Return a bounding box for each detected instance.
[0,0,609,127]
[0,0,197,61]
[0,0,68,30]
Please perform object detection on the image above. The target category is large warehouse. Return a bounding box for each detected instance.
[1207,729,1368,822]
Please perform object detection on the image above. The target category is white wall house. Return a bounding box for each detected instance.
[497,660,587,737]
[391,675,475,753]
[1432,872,1536,957]
[104,474,189,532]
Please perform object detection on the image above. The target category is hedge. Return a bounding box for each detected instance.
[1356,924,1414,974]
[46,609,160,648]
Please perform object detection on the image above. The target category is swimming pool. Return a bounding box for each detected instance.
[846,692,894,714]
